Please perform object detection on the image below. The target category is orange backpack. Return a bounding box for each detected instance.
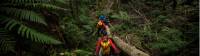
[97,20,106,29]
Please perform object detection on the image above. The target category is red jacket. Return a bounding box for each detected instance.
[95,36,120,55]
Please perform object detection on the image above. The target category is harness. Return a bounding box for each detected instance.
[100,40,111,55]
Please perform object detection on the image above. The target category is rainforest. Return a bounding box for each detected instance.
[0,0,199,56]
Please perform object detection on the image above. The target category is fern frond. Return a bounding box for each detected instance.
[36,3,68,11]
[4,19,17,30]
[18,25,62,44]
[1,0,50,4]
[0,3,68,11]
[0,7,47,25]
[0,28,15,53]
[1,18,61,44]
[55,0,67,4]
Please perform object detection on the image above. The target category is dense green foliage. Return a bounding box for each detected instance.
[0,0,198,56]
[110,0,199,56]
[0,0,65,56]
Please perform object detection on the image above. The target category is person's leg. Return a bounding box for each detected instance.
[102,30,108,36]
[100,29,108,36]
[97,28,101,36]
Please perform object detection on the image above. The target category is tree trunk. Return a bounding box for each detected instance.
[111,36,150,56]
[107,26,149,56]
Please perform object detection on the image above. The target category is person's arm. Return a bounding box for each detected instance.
[109,39,120,54]
[95,38,102,55]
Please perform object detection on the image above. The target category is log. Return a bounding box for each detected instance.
[111,36,150,56]
[107,25,149,56]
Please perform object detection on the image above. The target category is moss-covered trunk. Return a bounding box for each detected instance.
[112,36,150,56]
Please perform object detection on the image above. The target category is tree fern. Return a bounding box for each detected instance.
[0,7,47,25]
[18,25,62,44]
[1,0,50,4]
[0,3,68,11]
[0,28,15,53]
[0,0,67,55]
[1,17,61,44]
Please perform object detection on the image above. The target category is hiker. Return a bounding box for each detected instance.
[98,15,110,26]
[96,15,110,36]
[95,35,120,56]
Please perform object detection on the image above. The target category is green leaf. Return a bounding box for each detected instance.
[2,18,61,44]
[0,7,47,25]
[0,28,15,53]
[1,0,50,4]
[18,25,62,44]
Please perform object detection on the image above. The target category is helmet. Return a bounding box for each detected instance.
[99,15,106,20]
